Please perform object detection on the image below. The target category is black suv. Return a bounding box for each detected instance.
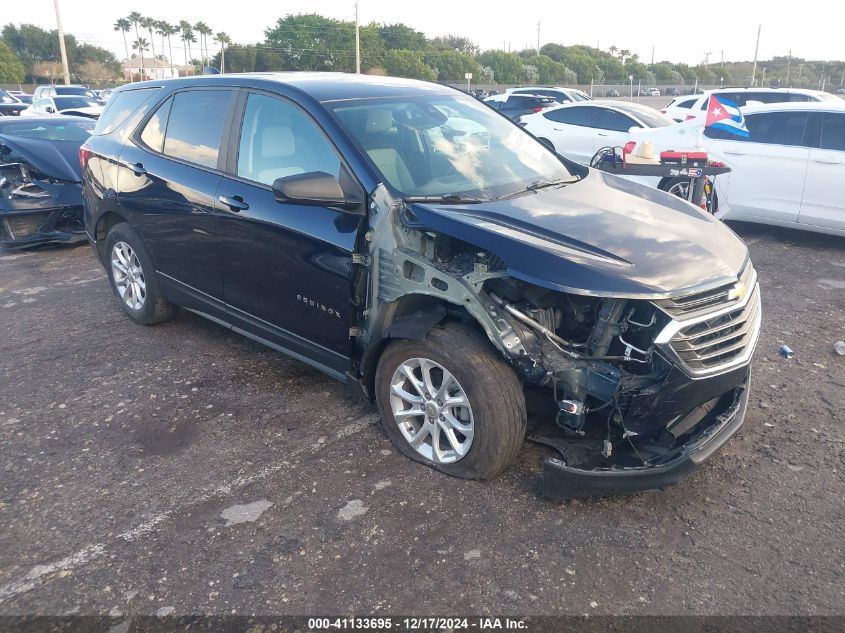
[484,94,557,120]
[82,74,760,498]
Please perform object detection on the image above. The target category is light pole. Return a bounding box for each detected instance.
[53,0,71,85]
[629,74,633,100]
[354,1,360,74]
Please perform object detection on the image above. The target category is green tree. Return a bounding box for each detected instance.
[379,23,428,51]
[214,44,256,72]
[140,17,157,65]
[429,35,478,56]
[127,12,144,75]
[0,40,25,83]
[477,50,523,84]
[214,32,231,72]
[265,14,356,72]
[383,50,435,80]
[178,21,195,73]
[114,18,131,70]
[422,50,478,81]
[194,21,212,67]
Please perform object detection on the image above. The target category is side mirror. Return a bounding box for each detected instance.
[46,107,55,114]
[272,171,361,211]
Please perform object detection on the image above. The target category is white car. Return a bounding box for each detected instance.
[670,87,837,123]
[520,100,674,165]
[21,96,103,119]
[646,88,661,97]
[507,86,592,103]
[627,101,845,236]
[661,95,702,122]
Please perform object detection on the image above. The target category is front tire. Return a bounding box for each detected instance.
[104,223,175,325]
[375,323,526,479]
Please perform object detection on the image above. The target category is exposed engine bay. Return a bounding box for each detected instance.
[358,184,759,496]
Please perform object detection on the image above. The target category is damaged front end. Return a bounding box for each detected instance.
[0,158,85,250]
[358,182,761,499]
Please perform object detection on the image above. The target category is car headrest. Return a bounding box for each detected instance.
[365,109,394,134]
[261,125,295,158]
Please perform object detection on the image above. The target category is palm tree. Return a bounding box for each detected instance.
[609,45,618,58]
[132,38,150,79]
[128,12,145,75]
[619,49,631,63]
[194,22,212,68]
[114,18,132,80]
[214,32,231,73]
[179,22,196,75]
[157,21,176,76]
[140,17,157,78]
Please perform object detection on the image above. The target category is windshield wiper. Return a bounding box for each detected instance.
[403,193,486,204]
[494,177,579,201]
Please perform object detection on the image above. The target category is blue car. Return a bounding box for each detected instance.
[81,73,760,498]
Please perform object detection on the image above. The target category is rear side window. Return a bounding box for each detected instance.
[94,88,158,135]
[820,113,845,151]
[543,106,593,127]
[676,98,697,109]
[139,96,173,153]
[595,108,636,132]
[162,90,233,169]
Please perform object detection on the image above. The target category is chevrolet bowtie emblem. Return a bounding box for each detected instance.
[727,282,746,301]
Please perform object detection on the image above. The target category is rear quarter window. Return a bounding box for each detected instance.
[93,88,159,136]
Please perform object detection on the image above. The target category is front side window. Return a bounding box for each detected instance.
[161,90,233,169]
[328,92,572,199]
[236,93,340,186]
[744,111,809,147]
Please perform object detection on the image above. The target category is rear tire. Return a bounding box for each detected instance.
[375,323,526,479]
[104,223,175,325]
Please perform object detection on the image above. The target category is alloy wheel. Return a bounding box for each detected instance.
[111,241,146,310]
[388,357,475,464]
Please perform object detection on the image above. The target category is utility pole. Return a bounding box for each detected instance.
[750,24,761,87]
[651,46,654,66]
[536,20,540,56]
[354,1,360,74]
[703,51,711,66]
[53,0,71,85]
[720,50,724,68]
[786,49,792,86]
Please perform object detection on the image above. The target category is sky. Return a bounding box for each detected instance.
[5,0,844,66]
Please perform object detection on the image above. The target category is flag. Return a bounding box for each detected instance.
[704,95,749,137]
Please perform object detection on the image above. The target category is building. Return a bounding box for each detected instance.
[122,56,190,80]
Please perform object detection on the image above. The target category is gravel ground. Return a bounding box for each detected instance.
[0,222,843,618]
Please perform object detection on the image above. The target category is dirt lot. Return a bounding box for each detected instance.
[0,222,843,618]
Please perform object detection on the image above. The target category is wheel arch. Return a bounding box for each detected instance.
[357,293,486,401]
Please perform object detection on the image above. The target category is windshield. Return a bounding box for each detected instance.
[0,90,19,104]
[0,120,94,141]
[54,96,99,109]
[571,90,591,101]
[57,87,95,97]
[327,93,572,200]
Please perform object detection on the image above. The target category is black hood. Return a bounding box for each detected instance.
[0,135,83,182]
[409,169,748,299]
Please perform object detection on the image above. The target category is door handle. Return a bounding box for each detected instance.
[218,195,249,212]
[120,161,146,176]
[723,150,746,156]
[813,158,841,165]
[597,132,608,137]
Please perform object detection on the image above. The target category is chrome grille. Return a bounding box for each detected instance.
[655,266,761,376]
[655,263,754,320]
